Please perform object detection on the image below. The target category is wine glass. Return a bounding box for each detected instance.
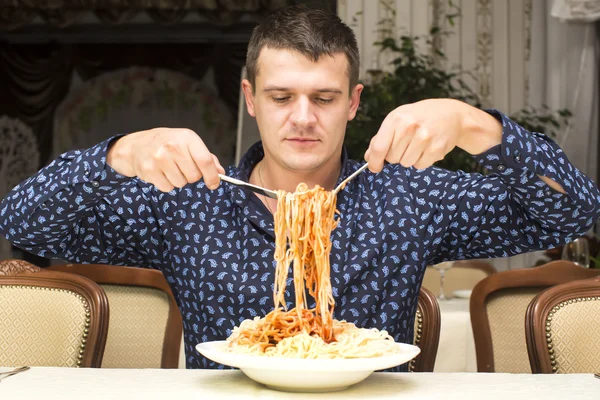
[561,238,590,268]
[432,261,454,300]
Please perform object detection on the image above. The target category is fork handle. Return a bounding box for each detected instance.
[0,366,30,382]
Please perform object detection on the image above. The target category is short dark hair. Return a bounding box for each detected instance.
[245,5,360,93]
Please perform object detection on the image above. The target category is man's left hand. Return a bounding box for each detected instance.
[364,99,502,173]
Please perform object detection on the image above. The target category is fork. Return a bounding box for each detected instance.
[333,163,369,195]
[218,174,278,199]
[0,366,30,382]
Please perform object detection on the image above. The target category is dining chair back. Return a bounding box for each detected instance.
[0,259,109,367]
[49,263,182,368]
[470,260,600,372]
[410,286,441,372]
[525,276,600,373]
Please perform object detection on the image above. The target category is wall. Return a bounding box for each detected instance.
[337,0,532,113]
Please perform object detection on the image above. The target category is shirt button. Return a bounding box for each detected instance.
[91,181,99,188]
[513,151,522,163]
[545,189,552,197]
[497,163,506,172]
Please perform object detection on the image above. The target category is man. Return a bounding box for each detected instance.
[1,6,599,370]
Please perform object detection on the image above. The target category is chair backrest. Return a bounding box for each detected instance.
[0,259,109,367]
[526,276,600,373]
[48,264,183,369]
[470,260,600,373]
[423,260,496,298]
[410,286,441,372]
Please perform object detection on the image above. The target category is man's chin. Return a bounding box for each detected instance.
[281,156,324,173]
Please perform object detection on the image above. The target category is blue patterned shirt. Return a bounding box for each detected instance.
[1,110,599,370]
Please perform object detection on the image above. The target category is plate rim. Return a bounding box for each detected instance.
[196,340,421,372]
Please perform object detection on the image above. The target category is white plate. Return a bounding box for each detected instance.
[452,289,472,299]
[196,340,420,393]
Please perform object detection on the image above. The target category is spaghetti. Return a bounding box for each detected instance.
[226,183,400,358]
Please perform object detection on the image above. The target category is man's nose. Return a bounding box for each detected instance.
[290,97,317,127]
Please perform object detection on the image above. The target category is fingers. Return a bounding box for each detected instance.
[365,114,396,173]
[133,129,225,192]
[152,171,176,193]
[212,154,226,175]
[162,158,189,189]
[399,127,428,168]
[387,128,413,164]
[413,153,440,170]
[366,112,419,172]
[188,140,221,190]
[175,149,203,184]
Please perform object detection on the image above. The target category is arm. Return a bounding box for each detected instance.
[1,127,225,267]
[457,103,566,194]
[0,137,162,266]
[424,110,600,262]
[363,98,600,262]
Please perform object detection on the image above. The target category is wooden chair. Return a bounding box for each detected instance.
[0,259,109,367]
[48,264,183,369]
[409,286,441,372]
[423,260,496,299]
[470,260,600,372]
[526,276,600,373]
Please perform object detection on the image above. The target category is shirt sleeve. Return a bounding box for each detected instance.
[0,136,165,268]
[422,110,600,263]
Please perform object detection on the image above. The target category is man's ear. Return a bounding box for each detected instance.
[348,83,364,121]
[241,79,256,117]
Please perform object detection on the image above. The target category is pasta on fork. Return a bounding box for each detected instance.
[226,183,401,359]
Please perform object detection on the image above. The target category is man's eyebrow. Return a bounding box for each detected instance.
[263,86,290,92]
[262,86,343,94]
[263,86,343,94]
[316,88,343,94]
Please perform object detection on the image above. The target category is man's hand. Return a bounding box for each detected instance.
[107,128,225,192]
[364,99,502,172]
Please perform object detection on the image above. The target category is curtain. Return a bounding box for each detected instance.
[529,0,598,182]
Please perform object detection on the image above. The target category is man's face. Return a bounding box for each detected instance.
[242,47,362,173]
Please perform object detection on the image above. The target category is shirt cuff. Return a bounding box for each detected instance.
[472,109,536,173]
[472,109,574,200]
[61,134,131,189]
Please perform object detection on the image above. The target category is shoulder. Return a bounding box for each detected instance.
[351,160,462,192]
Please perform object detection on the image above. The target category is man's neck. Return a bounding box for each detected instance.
[255,157,341,194]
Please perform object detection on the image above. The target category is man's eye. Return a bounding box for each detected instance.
[272,97,289,103]
[316,98,334,104]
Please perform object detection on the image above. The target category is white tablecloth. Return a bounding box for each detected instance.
[435,298,477,372]
[0,367,597,399]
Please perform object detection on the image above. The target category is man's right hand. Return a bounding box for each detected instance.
[106,128,225,192]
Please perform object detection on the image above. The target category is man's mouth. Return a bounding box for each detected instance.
[285,137,320,142]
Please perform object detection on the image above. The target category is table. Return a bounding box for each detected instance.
[0,368,596,399]
[435,298,476,372]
